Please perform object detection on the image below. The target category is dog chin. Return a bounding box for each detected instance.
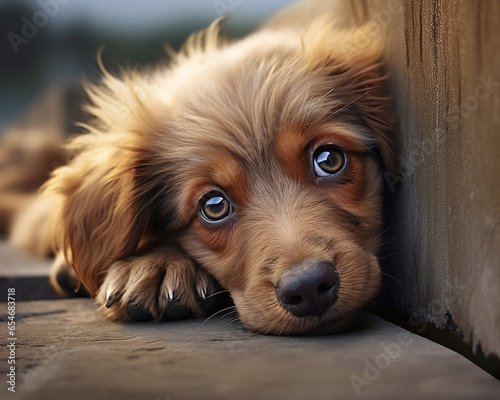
[236,306,357,336]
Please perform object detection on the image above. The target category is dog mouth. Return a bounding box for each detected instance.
[235,297,352,336]
[227,254,381,336]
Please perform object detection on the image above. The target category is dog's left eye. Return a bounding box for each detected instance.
[200,192,233,223]
[313,145,345,177]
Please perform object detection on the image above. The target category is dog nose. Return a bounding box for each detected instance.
[276,260,339,317]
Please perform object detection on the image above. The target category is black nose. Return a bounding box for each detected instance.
[276,260,339,317]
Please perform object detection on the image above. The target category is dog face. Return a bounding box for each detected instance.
[49,21,397,335]
[143,24,397,334]
[175,134,384,335]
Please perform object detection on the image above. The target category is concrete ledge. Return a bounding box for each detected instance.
[1,299,499,400]
[0,239,57,301]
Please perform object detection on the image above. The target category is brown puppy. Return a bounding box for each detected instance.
[11,17,398,335]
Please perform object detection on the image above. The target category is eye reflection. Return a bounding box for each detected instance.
[313,146,345,177]
[200,192,232,222]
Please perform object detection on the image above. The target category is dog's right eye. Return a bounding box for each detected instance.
[313,145,345,177]
[200,192,233,223]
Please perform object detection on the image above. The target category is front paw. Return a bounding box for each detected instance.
[95,248,219,321]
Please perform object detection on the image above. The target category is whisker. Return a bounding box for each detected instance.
[380,272,402,286]
[198,305,237,328]
[273,313,287,336]
[377,224,404,239]
[374,233,405,252]
[359,142,378,157]
[206,289,230,299]
[375,225,406,247]
[379,282,398,300]
[265,304,290,336]
[319,87,335,100]
[367,299,378,307]
[223,315,242,329]
[377,252,402,260]
[330,90,369,117]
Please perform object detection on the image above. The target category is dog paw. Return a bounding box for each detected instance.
[95,248,220,322]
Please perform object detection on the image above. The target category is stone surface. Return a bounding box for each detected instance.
[0,239,56,301]
[0,299,498,400]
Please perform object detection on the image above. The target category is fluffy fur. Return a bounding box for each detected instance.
[10,17,397,335]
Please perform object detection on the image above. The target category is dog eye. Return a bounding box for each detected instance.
[313,146,345,177]
[200,192,232,222]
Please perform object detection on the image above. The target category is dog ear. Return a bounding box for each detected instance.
[301,19,399,175]
[44,70,166,296]
[45,137,153,295]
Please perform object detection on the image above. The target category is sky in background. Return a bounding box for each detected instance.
[44,0,297,34]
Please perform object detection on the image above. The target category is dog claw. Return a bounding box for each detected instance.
[105,291,116,308]
[199,287,207,301]
[167,287,175,301]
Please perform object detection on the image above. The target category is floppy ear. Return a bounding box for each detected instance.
[45,137,152,295]
[44,70,166,296]
[302,19,399,174]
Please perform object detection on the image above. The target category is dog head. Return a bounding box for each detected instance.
[54,20,398,334]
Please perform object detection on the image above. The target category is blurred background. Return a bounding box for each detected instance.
[0,0,297,131]
[0,0,297,234]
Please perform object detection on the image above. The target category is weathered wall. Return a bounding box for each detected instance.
[272,0,500,356]
[373,0,500,358]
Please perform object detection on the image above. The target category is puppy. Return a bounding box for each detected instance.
[10,15,398,335]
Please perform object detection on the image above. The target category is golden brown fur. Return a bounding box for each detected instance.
[9,17,397,335]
